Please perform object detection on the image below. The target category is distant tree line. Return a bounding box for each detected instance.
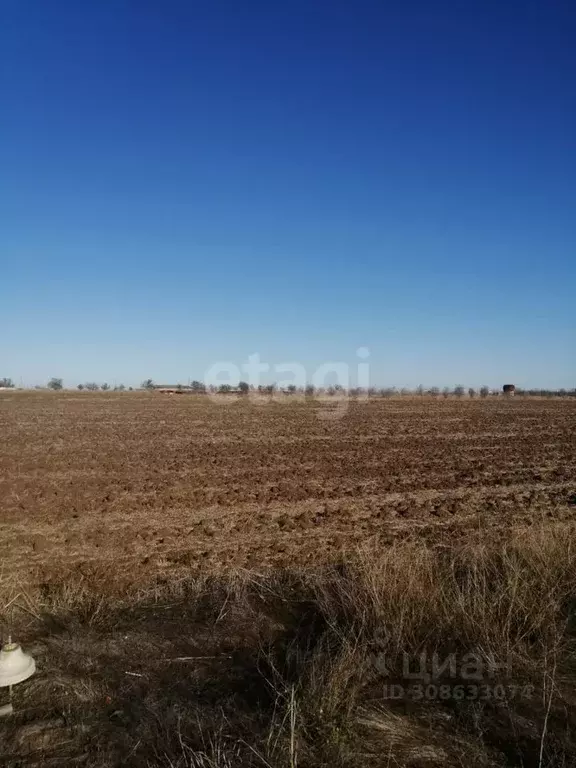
[138,380,576,397]
[77,382,131,391]
[2,378,574,398]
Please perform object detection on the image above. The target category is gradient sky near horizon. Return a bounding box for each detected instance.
[1,0,575,389]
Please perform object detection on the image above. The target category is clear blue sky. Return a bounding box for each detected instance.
[1,0,574,389]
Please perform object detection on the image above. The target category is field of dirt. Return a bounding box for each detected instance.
[1,392,575,586]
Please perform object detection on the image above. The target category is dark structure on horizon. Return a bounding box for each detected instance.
[153,385,193,395]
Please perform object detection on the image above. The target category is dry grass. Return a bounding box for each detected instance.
[2,523,576,767]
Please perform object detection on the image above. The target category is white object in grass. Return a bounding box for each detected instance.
[0,639,35,687]
[0,638,35,715]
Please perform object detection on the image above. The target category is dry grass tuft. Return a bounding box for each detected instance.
[1,524,576,766]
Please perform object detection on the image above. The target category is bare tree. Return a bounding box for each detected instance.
[101,383,110,391]
[453,385,465,398]
[479,386,490,398]
[0,378,15,388]
[468,387,476,398]
[85,382,99,391]
[142,379,154,390]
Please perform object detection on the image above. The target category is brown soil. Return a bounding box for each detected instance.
[1,392,575,587]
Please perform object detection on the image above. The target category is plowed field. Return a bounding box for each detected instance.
[1,392,575,585]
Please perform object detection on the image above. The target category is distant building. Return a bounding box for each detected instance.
[153,385,194,395]
[503,384,516,396]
